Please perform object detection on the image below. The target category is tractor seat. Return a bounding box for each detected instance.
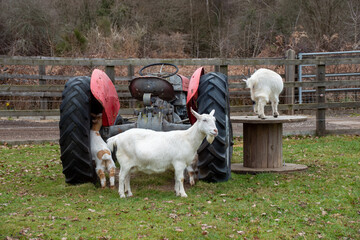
[129,76,175,102]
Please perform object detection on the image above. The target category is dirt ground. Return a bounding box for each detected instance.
[1,114,360,144]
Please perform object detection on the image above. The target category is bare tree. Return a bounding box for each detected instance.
[347,0,360,47]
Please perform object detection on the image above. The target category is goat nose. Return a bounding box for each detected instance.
[214,129,218,134]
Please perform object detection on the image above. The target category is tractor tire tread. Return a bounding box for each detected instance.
[59,76,96,184]
[196,72,233,182]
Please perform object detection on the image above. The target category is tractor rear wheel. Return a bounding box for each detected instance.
[196,72,233,182]
[59,76,96,184]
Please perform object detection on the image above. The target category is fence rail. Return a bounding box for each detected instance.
[1,52,360,136]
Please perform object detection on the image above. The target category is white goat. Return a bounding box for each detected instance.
[107,108,218,198]
[243,68,284,119]
[90,113,116,189]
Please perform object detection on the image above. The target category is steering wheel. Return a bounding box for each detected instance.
[139,63,179,78]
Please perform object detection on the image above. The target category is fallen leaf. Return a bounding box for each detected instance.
[237,231,245,235]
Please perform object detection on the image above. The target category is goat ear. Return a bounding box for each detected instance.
[191,108,201,120]
[209,109,215,116]
[242,79,247,82]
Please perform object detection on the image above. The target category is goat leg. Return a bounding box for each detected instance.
[257,98,267,119]
[97,168,106,188]
[174,164,188,197]
[125,173,133,197]
[118,167,129,198]
[271,99,279,118]
[109,167,116,189]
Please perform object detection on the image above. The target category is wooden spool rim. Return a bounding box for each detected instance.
[231,115,307,124]
[231,163,308,174]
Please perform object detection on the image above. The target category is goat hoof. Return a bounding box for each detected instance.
[180,193,188,198]
[110,186,115,189]
[119,193,126,198]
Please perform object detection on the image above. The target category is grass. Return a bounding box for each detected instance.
[0,135,359,239]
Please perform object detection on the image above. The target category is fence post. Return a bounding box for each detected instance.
[316,63,326,136]
[285,49,295,115]
[39,65,47,120]
[105,65,115,82]
[128,64,136,108]
[215,65,228,76]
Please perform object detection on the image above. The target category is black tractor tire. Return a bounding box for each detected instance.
[196,72,233,182]
[59,76,97,184]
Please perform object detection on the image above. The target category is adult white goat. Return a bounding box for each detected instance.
[90,113,116,189]
[107,108,218,198]
[243,68,284,119]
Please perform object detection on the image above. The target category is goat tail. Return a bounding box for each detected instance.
[106,136,117,152]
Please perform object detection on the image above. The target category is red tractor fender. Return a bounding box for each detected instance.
[90,69,120,127]
[178,74,190,91]
[186,67,205,124]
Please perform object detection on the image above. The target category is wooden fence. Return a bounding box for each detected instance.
[1,50,360,136]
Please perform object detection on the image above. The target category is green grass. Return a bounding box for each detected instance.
[0,136,359,239]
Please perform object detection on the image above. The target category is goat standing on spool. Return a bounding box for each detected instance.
[107,108,218,198]
[90,113,116,189]
[243,68,284,119]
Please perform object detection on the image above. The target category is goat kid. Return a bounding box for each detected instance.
[243,68,284,119]
[90,113,116,189]
[107,108,218,198]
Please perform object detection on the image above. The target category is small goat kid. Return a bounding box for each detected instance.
[107,108,218,198]
[90,113,116,189]
[243,68,284,119]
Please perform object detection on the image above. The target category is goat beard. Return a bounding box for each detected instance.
[206,134,215,144]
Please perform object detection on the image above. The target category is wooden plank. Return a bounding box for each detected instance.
[230,80,360,89]
[267,123,282,168]
[0,84,129,92]
[243,123,252,167]
[39,65,47,112]
[0,110,60,117]
[106,66,115,82]
[0,108,134,117]
[0,92,62,97]
[230,102,360,112]
[285,49,296,114]
[316,64,326,136]
[243,124,269,168]
[257,124,268,168]
[1,56,360,66]
[215,65,228,76]
[0,73,132,81]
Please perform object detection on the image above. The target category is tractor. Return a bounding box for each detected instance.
[59,63,233,185]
